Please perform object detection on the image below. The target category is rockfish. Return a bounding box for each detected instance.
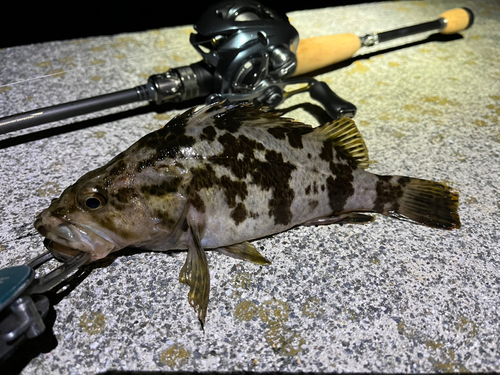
[35,102,460,323]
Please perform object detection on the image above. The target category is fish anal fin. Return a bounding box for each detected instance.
[311,118,369,169]
[179,224,210,325]
[214,242,271,265]
[302,213,375,226]
[336,213,375,225]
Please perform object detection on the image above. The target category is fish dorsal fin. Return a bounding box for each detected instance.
[312,118,369,169]
[184,101,304,131]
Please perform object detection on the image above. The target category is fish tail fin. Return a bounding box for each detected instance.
[375,176,461,230]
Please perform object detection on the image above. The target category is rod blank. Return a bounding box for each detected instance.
[0,86,151,135]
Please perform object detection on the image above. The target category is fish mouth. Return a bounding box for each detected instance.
[43,238,85,262]
[35,212,116,262]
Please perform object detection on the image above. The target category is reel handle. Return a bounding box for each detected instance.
[293,7,474,76]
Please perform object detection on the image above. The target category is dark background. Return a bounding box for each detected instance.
[1,0,387,48]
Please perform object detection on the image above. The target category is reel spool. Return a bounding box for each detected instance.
[190,0,299,97]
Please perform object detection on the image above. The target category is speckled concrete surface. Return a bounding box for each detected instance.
[1,0,499,373]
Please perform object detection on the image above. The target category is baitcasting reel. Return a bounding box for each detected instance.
[145,0,357,115]
[186,0,355,116]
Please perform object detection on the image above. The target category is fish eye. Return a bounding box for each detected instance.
[77,185,108,211]
[85,196,103,209]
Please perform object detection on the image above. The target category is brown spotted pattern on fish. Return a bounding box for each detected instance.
[34,101,461,324]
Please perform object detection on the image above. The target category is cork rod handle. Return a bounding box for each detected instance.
[293,33,361,76]
[293,7,474,76]
[439,8,474,35]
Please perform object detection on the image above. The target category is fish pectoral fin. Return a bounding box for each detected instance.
[214,242,271,265]
[302,213,375,226]
[179,225,210,325]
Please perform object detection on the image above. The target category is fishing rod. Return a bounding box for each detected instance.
[0,2,473,135]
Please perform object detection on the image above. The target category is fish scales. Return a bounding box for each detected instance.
[34,101,461,324]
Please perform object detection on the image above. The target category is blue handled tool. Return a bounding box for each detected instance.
[0,251,90,362]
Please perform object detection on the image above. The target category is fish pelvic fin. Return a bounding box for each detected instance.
[179,224,210,325]
[311,118,369,169]
[214,242,271,265]
[375,176,461,230]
